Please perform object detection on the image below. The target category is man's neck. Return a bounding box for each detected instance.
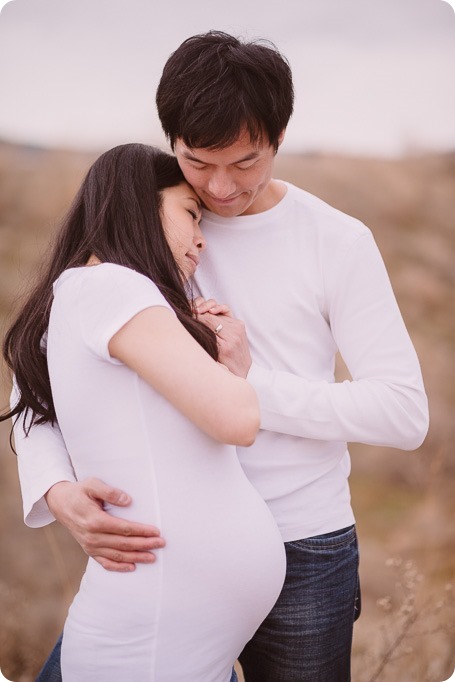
[241,180,287,216]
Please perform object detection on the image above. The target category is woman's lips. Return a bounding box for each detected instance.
[186,253,200,270]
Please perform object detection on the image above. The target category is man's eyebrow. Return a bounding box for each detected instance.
[182,150,259,164]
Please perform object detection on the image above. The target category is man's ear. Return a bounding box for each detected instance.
[277,129,286,147]
[274,129,286,153]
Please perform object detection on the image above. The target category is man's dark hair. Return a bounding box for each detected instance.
[156,31,294,151]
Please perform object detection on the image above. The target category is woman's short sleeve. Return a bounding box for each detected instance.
[75,264,175,364]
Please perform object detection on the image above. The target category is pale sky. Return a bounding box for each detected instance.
[0,0,454,155]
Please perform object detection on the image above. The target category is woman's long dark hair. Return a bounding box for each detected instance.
[1,143,218,433]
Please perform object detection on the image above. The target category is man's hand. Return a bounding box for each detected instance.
[194,297,252,378]
[45,479,165,572]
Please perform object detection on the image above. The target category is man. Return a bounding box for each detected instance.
[16,32,428,681]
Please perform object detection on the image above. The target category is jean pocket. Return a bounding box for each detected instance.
[286,524,357,553]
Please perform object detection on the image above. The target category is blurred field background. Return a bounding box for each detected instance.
[0,140,454,681]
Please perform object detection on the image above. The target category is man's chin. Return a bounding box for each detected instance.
[204,197,248,217]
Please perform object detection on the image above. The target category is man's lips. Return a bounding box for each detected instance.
[206,194,241,205]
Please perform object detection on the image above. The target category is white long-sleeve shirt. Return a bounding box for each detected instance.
[14,181,429,540]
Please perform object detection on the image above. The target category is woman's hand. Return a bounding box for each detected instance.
[194,297,252,378]
[193,297,232,318]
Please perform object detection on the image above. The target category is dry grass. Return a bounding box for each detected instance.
[1,142,454,681]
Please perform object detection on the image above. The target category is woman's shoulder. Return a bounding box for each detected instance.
[49,263,175,359]
[53,263,163,298]
[54,262,148,287]
[52,264,172,317]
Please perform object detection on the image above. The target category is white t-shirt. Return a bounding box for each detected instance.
[46,263,285,682]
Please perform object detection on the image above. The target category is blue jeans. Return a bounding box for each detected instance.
[35,634,62,682]
[36,633,238,681]
[238,524,361,681]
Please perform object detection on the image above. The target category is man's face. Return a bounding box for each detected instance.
[174,130,283,217]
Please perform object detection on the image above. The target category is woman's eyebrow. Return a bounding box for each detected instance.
[186,196,202,211]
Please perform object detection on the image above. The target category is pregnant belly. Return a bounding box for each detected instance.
[63,464,285,680]
[162,475,285,622]
[75,476,285,632]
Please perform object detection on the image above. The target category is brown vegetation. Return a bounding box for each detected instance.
[0,142,454,681]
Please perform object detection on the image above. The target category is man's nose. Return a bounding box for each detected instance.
[207,171,235,199]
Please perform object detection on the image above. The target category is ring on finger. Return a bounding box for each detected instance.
[214,323,223,335]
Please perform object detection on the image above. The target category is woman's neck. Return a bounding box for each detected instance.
[86,255,102,266]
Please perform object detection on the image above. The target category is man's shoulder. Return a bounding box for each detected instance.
[280,181,369,241]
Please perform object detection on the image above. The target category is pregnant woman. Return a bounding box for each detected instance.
[2,144,285,681]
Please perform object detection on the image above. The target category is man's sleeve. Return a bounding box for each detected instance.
[12,382,76,527]
[247,231,429,450]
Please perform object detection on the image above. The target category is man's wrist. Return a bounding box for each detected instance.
[45,479,75,514]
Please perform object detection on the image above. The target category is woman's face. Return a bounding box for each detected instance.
[160,182,205,279]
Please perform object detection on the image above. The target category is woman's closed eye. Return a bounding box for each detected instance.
[188,209,201,222]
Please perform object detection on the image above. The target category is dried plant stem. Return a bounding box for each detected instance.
[367,608,421,682]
